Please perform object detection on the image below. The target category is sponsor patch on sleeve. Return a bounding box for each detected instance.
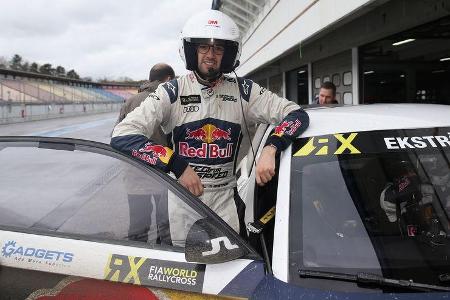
[237,78,253,102]
[162,79,178,104]
[132,143,173,165]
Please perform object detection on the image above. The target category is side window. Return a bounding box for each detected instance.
[0,142,203,250]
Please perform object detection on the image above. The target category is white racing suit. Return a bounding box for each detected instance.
[111,72,309,244]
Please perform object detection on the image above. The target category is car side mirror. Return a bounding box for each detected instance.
[185,218,248,264]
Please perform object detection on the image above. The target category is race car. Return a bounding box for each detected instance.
[0,104,450,299]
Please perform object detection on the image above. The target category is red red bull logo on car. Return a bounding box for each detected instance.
[132,143,172,165]
[180,124,233,159]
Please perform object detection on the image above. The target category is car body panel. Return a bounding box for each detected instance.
[0,266,225,299]
[0,230,262,294]
[237,104,450,298]
[1,104,450,298]
[271,145,291,282]
[252,276,450,300]
[302,104,450,138]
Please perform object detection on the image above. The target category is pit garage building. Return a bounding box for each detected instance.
[216,0,450,105]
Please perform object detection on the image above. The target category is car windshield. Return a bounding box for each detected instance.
[289,127,450,291]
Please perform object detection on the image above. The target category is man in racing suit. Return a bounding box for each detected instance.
[111,10,309,242]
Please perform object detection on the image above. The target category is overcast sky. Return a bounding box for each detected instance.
[0,0,211,81]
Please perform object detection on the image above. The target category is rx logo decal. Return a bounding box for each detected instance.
[202,237,239,256]
[294,133,361,156]
[123,257,146,284]
[105,255,146,284]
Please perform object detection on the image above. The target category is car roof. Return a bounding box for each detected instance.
[301,104,450,137]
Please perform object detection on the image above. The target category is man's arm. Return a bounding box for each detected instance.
[110,84,203,196]
[241,79,309,185]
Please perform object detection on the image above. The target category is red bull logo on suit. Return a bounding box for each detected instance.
[186,124,231,143]
[179,142,233,159]
[182,124,233,159]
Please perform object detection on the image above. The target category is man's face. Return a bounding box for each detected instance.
[318,88,335,104]
[197,41,224,79]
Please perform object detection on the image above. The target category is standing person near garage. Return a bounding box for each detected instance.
[117,63,174,241]
[111,10,309,240]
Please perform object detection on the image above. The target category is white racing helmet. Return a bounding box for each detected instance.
[179,10,241,73]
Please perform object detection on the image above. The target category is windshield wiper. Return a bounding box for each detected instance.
[298,269,450,292]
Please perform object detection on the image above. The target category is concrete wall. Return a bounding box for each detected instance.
[237,0,377,75]
[312,50,353,104]
[0,102,121,125]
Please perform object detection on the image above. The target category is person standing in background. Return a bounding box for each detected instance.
[317,81,338,105]
[117,63,174,242]
[116,63,175,144]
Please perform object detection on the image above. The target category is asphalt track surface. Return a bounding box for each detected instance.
[0,112,118,142]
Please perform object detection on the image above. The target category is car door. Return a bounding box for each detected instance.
[236,124,270,225]
[237,124,291,282]
[0,136,264,299]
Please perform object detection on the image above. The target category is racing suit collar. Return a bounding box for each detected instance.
[194,71,223,87]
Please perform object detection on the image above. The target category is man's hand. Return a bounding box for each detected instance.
[256,145,277,186]
[178,166,204,196]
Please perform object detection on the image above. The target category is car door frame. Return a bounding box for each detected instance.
[0,136,264,298]
[236,125,292,283]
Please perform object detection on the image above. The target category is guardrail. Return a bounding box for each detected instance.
[0,102,122,124]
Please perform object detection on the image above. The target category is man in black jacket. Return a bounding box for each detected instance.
[116,63,175,144]
[117,63,174,241]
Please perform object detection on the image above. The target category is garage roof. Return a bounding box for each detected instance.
[216,0,268,38]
